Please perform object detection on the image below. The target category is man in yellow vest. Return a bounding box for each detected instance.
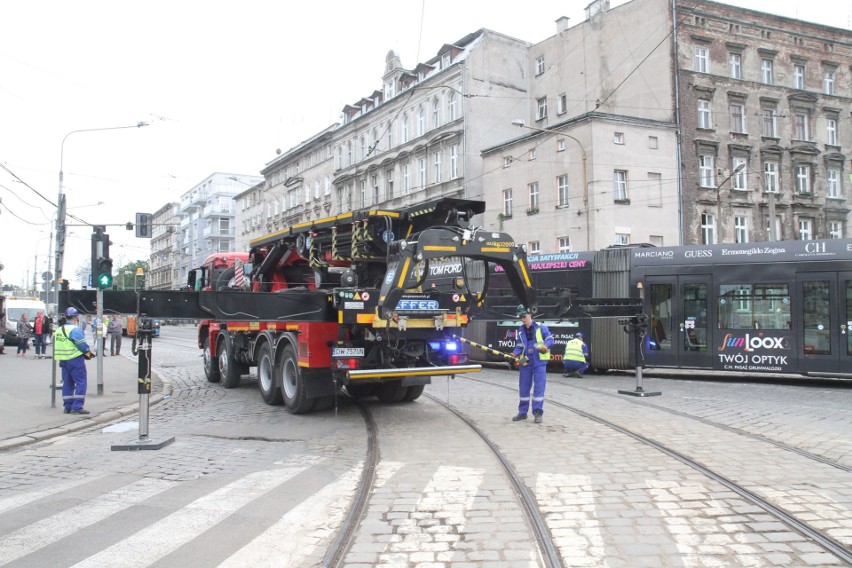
[563,332,590,378]
[511,304,554,424]
[53,307,95,414]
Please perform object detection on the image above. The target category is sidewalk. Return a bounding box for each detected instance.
[0,347,166,450]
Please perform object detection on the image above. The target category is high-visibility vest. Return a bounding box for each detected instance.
[564,338,586,363]
[520,325,551,361]
[53,324,82,361]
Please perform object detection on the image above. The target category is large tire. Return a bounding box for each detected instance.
[257,342,282,405]
[312,395,335,412]
[345,383,376,399]
[376,381,407,403]
[218,333,243,389]
[401,384,425,402]
[281,344,313,414]
[203,336,220,383]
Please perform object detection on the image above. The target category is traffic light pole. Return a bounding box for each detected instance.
[96,287,104,395]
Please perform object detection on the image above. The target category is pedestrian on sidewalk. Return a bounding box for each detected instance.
[511,304,554,424]
[108,316,123,356]
[53,307,95,415]
[16,313,33,357]
[33,310,52,359]
[0,310,6,355]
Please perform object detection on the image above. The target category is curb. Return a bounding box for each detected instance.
[0,370,173,452]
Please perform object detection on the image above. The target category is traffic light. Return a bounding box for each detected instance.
[60,279,69,291]
[96,257,113,289]
[135,213,153,238]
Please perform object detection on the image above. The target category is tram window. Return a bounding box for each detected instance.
[802,280,831,355]
[649,284,672,350]
[718,283,790,329]
[846,281,852,356]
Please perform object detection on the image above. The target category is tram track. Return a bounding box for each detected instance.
[555,376,852,473]
[469,376,852,566]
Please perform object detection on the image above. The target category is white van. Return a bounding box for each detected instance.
[3,297,49,346]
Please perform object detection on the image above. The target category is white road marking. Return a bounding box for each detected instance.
[0,475,106,515]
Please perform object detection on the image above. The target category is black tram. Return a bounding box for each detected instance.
[466,239,852,377]
[624,238,852,376]
[465,252,596,366]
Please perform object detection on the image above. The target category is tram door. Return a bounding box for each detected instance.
[797,272,852,374]
[644,275,713,368]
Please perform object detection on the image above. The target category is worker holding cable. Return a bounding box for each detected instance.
[511,304,554,424]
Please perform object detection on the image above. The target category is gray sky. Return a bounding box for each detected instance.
[0,0,848,290]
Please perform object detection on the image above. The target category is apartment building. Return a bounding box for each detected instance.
[176,173,261,282]
[149,202,180,290]
[678,0,851,243]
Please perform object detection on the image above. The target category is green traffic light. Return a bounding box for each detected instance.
[97,274,113,289]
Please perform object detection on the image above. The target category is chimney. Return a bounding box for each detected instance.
[556,16,570,33]
[585,0,610,19]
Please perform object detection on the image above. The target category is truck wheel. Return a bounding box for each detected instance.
[345,384,375,399]
[376,381,407,403]
[257,342,282,405]
[281,344,313,414]
[402,384,425,402]
[203,336,220,383]
[218,333,243,389]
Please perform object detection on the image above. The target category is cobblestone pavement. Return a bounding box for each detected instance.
[0,327,849,567]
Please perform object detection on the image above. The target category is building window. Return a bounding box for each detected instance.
[613,132,624,144]
[557,174,569,207]
[793,64,805,89]
[417,106,425,136]
[528,182,540,211]
[766,215,782,240]
[829,221,844,239]
[450,144,459,179]
[732,157,748,190]
[433,152,441,183]
[529,241,541,254]
[448,92,457,121]
[761,59,774,84]
[613,170,628,201]
[386,170,394,199]
[798,218,813,240]
[503,157,512,168]
[558,237,570,253]
[535,56,545,76]
[735,216,749,243]
[528,148,536,161]
[827,118,838,145]
[764,161,779,193]
[699,154,715,188]
[827,168,841,198]
[432,99,441,128]
[697,99,712,129]
[728,52,742,79]
[372,175,379,204]
[762,107,777,138]
[502,188,513,216]
[701,212,717,244]
[694,46,709,73]
[315,180,321,199]
[795,165,811,194]
[441,52,451,68]
[325,175,331,196]
[557,139,566,152]
[418,158,427,187]
[402,115,409,143]
[648,136,659,149]
[536,97,547,120]
[794,112,809,141]
[360,180,366,208]
[403,164,410,194]
[824,69,836,95]
[730,102,746,133]
[557,93,567,115]
[615,233,630,245]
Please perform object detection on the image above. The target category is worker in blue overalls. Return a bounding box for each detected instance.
[53,307,95,414]
[511,304,554,424]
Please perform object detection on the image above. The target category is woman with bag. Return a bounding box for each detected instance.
[17,313,34,357]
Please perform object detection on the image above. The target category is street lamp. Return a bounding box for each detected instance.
[51,121,148,406]
[511,119,590,249]
[715,162,746,243]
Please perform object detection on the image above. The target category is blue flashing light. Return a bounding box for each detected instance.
[445,341,459,352]
[428,341,442,351]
